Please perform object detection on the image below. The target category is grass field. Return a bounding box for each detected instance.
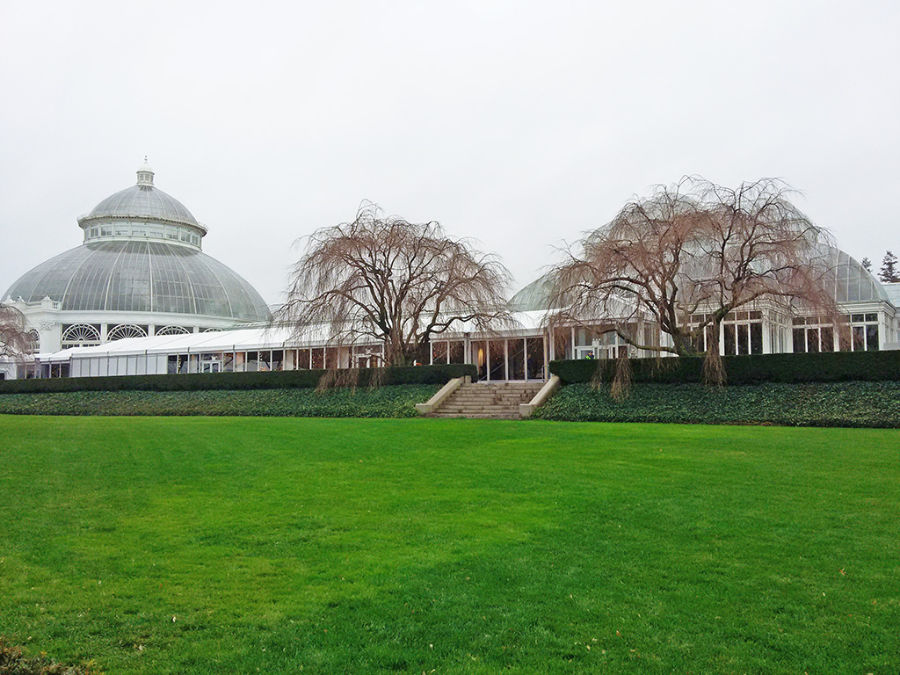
[1,416,898,673]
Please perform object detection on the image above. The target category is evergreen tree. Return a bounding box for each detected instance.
[861,257,872,272]
[879,250,899,283]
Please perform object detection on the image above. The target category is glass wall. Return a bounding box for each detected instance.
[471,340,487,380]
[461,336,546,381]
[508,339,525,380]
[526,338,545,379]
[793,313,879,353]
[489,340,506,380]
[692,311,763,355]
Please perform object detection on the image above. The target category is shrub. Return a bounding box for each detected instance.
[550,351,900,385]
[0,385,440,418]
[0,364,475,395]
[533,381,900,428]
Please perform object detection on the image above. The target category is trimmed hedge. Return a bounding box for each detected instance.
[0,384,440,418]
[550,350,900,385]
[533,381,900,428]
[0,363,475,394]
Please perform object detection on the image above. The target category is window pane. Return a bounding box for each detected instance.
[852,326,865,351]
[737,324,749,355]
[865,313,877,322]
[553,328,572,360]
[448,341,465,364]
[471,340,487,381]
[820,326,834,352]
[509,339,525,380]
[838,326,852,352]
[526,337,545,380]
[806,328,819,353]
[431,341,448,364]
[750,323,762,354]
[793,328,806,353]
[724,324,736,355]
[311,348,324,369]
[489,340,506,381]
[866,324,879,351]
[691,329,705,354]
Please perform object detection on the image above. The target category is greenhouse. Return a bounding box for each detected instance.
[2,163,898,381]
[1,161,270,380]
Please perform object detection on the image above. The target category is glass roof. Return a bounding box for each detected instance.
[80,184,200,228]
[508,247,892,312]
[3,241,271,322]
[827,248,891,304]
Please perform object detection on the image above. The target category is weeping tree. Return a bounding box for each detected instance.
[0,304,32,358]
[548,177,837,387]
[278,203,512,367]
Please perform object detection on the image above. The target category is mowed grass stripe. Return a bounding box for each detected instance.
[1,416,898,673]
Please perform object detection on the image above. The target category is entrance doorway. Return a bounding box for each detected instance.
[470,337,546,381]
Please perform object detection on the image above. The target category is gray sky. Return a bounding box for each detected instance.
[2,1,899,304]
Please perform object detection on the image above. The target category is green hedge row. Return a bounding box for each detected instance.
[0,364,475,394]
[0,384,440,418]
[550,350,900,385]
[533,381,900,428]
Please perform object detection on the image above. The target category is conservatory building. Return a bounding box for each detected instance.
[2,164,897,381]
[0,162,270,379]
[24,259,899,382]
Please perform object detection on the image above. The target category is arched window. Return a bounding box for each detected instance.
[61,324,101,348]
[107,324,148,341]
[156,325,190,336]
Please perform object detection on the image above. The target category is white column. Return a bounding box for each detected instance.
[504,339,509,380]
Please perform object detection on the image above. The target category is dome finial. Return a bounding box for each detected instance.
[137,156,154,188]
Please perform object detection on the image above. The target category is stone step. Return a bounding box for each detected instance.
[430,413,521,419]
[427,380,547,419]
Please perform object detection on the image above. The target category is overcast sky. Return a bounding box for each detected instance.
[1,1,898,304]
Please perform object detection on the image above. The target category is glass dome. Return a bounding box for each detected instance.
[82,183,200,228]
[3,240,271,321]
[4,163,271,323]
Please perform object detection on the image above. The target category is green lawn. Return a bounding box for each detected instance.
[1,416,898,673]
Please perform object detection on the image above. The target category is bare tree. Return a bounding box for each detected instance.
[548,178,837,381]
[0,304,32,358]
[277,203,512,366]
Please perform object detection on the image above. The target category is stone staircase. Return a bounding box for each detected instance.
[429,381,544,419]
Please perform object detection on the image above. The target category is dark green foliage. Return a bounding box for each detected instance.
[0,384,439,418]
[0,637,96,674]
[0,364,474,394]
[550,350,900,385]
[534,381,900,427]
